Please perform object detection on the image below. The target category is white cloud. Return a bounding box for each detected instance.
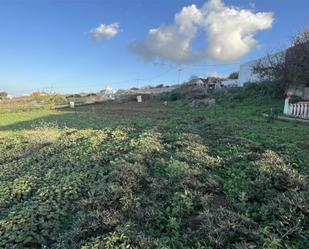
[130,0,273,64]
[90,22,119,40]
[202,0,273,62]
[129,5,202,64]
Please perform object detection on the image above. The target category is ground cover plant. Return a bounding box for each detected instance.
[0,88,308,248]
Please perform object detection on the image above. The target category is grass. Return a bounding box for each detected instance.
[0,89,308,249]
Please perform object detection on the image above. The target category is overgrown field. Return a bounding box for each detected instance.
[0,89,308,249]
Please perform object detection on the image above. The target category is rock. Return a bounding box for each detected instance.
[208,99,216,106]
[190,98,216,108]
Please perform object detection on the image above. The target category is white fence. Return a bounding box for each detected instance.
[284,98,309,119]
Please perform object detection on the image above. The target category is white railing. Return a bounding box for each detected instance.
[284,98,309,119]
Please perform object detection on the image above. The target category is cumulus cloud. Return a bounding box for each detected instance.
[129,5,204,64]
[90,22,119,40]
[129,0,273,64]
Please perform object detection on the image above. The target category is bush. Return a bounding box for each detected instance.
[258,191,309,240]
[244,81,287,98]
[198,208,258,247]
[255,150,306,192]
[222,81,287,103]
[160,86,191,101]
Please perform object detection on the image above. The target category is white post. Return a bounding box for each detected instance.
[288,104,292,115]
[70,101,75,108]
[290,104,292,115]
[292,104,296,115]
[300,104,304,117]
[283,97,290,115]
[137,95,142,103]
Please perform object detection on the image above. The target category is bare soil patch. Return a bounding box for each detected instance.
[74,101,170,119]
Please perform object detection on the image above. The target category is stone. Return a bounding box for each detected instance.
[190,98,216,108]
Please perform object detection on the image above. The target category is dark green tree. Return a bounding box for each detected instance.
[228,72,239,79]
[0,91,8,100]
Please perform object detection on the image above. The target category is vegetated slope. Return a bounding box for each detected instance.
[0,87,308,249]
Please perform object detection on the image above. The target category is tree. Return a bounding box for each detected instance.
[252,28,309,96]
[0,91,8,100]
[253,51,287,82]
[228,72,239,79]
[155,84,164,88]
[286,28,309,87]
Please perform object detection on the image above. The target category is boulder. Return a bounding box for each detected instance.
[190,98,216,108]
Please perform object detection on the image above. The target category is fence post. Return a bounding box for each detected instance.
[300,104,304,117]
[304,104,308,118]
[283,97,290,115]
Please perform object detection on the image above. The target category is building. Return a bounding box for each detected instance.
[100,87,115,99]
[31,91,48,97]
[186,78,207,87]
[186,77,222,89]
[205,77,223,91]
[238,50,286,86]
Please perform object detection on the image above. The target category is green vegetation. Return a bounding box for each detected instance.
[0,87,308,248]
[0,96,50,114]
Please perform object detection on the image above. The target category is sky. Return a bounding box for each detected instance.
[0,0,308,95]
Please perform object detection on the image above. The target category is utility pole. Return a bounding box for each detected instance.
[177,65,182,85]
[135,78,142,88]
[49,84,54,95]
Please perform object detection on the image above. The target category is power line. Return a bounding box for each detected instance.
[3,68,177,93]
[142,67,176,81]
[3,62,240,94]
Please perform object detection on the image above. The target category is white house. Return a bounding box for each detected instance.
[100,87,115,99]
[238,59,261,86]
[238,50,286,86]
[186,78,206,87]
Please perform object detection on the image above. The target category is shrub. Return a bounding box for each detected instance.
[198,208,258,247]
[174,133,219,168]
[160,86,190,101]
[241,81,286,99]
[255,150,306,192]
[258,191,309,240]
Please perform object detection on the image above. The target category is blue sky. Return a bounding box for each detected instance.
[0,0,308,95]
